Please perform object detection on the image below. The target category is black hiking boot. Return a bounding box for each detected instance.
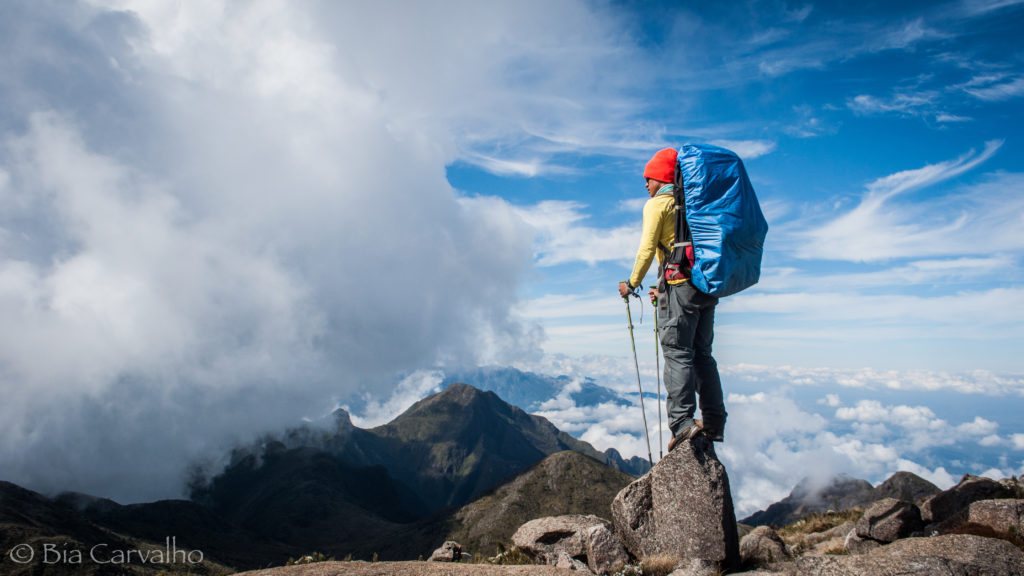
[700,420,725,442]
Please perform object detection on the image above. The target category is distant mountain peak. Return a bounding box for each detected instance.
[435,381,487,402]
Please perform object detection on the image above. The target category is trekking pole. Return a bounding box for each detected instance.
[651,285,663,460]
[624,291,654,467]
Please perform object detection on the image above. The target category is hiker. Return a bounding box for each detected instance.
[618,147,726,452]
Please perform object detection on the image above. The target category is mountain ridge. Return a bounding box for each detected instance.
[741,471,942,527]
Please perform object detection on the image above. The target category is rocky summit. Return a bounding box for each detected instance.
[611,434,741,572]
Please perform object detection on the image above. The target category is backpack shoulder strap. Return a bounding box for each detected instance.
[672,165,692,249]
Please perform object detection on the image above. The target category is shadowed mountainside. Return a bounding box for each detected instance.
[182,383,641,561]
[0,481,234,576]
[444,450,635,557]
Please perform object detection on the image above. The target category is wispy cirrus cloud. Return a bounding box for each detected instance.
[959,0,1024,16]
[847,92,938,116]
[760,255,1017,291]
[963,76,1024,101]
[796,141,1010,262]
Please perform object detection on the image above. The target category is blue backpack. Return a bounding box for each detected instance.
[665,144,768,297]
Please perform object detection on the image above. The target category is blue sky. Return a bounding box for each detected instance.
[445,0,1024,372]
[0,0,1022,511]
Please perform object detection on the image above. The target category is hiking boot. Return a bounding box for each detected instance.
[700,421,725,442]
[668,421,702,452]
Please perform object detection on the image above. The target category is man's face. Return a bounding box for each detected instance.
[645,178,663,197]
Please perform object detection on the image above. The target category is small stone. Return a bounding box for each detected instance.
[512,514,610,566]
[739,525,791,568]
[555,551,595,574]
[427,540,462,562]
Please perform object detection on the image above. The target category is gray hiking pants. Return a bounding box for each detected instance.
[658,280,726,437]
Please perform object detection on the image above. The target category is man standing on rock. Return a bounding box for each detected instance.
[618,148,726,452]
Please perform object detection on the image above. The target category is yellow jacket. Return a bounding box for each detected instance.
[628,192,685,288]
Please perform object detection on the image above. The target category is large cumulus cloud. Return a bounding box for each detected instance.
[0,0,639,502]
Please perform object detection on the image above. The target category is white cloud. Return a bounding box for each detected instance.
[348,370,445,428]
[847,92,937,116]
[936,113,972,122]
[964,77,1024,101]
[960,0,1024,16]
[757,256,1016,292]
[722,364,1024,396]
[893,460,957,489]
[864,140,1002,200]
[724,288,1024,341]
[504,357,1019,516]
[514,201,638,266]
[1013,434,1024,449]
[618,197,648,212]
[709,139,777,159]
[1,0,658,502]
[820,394,842,407]
[874,18,949,51]
[519,293,624,320]
[957,416,999,436]
[796,142,1015,262]
[979,434,1003,447]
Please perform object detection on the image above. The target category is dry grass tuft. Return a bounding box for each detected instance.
[780,509,863,538]
[819,540,849,555]
[777,509,861,558]
[485,544,533,565]
[639,554,681,576]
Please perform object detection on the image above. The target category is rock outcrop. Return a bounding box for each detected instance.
[921,474,1015,528]
[798,534,1024,575]
[854,498,923,543]
[611,435,740,572]
[967,498,1024,533]
[511,514,627,575]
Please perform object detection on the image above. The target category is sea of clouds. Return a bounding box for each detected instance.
[358,362,1024,517]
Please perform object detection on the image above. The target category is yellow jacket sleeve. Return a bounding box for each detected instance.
[628,197,669,288]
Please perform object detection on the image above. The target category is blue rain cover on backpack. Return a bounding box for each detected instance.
[677,143,768,297]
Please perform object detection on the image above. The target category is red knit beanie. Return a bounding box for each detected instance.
[643,148,677,183]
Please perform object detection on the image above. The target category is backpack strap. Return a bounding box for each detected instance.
[673,185,693,255]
